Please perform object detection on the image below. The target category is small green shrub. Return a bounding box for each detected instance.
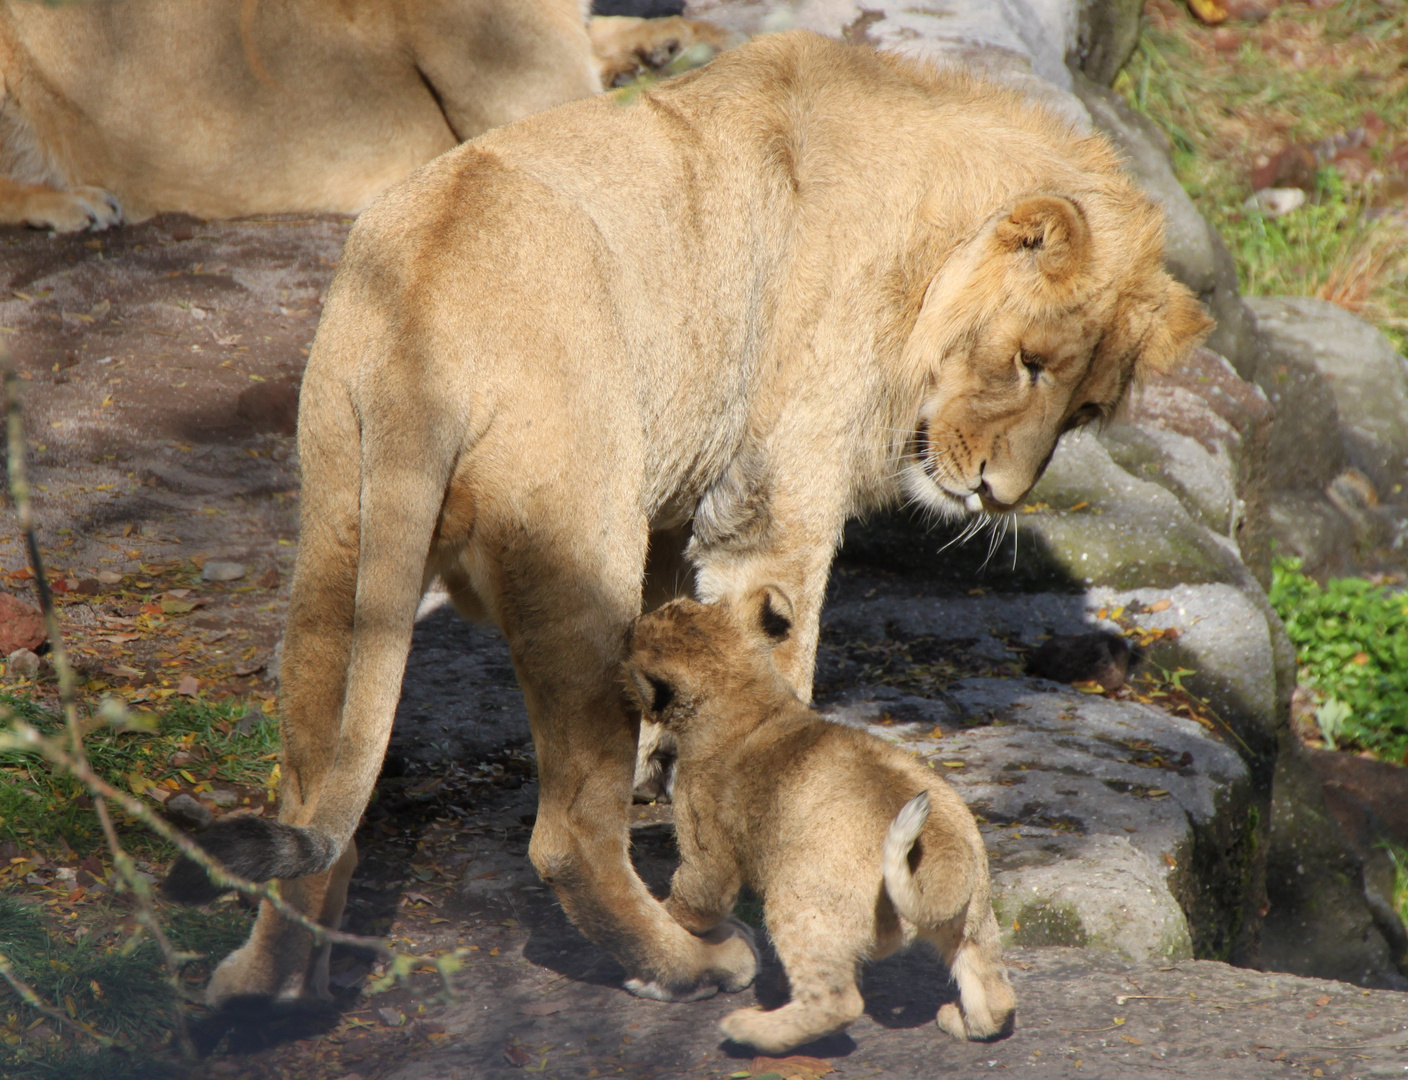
[1268,557,1408,762]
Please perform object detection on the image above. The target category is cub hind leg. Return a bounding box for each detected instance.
[927,912,1016,1041]
[720,922,865,1054]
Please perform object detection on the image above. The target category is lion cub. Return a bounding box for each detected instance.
[623,588,1016,1053]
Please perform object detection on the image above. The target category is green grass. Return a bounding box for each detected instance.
[1268,557,1408,762]
[0,694,279,858]
[1115,3,1408,352]
[0,895,252,1079]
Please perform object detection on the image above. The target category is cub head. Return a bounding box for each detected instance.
[623,586,796,734]
[899,191,1213,515]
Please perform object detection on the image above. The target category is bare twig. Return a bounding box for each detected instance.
[2,351,455,1057]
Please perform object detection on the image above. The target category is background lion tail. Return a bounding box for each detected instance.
[882,789,973,928]
[162,817,338,904]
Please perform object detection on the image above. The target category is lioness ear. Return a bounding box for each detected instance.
[750,585,794,644]
[1138,278,1214,375]
[993,195,1092,289]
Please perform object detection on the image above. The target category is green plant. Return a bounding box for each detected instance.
[0,693,278,857]
[1268,557,1408,762]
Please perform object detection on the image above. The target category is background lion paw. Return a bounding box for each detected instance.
[22,185,123,233]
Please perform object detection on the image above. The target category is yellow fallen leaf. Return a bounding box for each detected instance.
[1186,0,1228,23]
[1148,598,1172,614]
[941,761,965,768]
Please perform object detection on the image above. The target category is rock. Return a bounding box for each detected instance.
[1068,0,1143,86]
[201,561,246,582]
[0,592,45,654]
[1244,187,1307,217]
[1247,296,1408,496]
[236,379,300,435]
[206,789,238,807]
[1261,735,1408,990]
[821,589,1266,962]
[164,793,214,832]
[1017,432,1247,590]
[5,648,40,676]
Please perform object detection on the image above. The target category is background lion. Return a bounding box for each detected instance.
[0,0,730,230]
[624,587,1017,1051]
[164,32,1210,1009]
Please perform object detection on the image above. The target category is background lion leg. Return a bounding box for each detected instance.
[588,15,738,87]
[0,175,121,232]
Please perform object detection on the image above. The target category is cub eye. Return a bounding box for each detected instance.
[1019,350,1044,385]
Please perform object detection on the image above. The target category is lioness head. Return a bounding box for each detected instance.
[624,586,795,734]
[898,192,1212,516]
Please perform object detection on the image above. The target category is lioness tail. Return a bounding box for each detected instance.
[162,816,338,904]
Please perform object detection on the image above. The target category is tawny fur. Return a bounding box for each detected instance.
[0,0,731,229]
[623,588,1017,1051]
[161,32,1210,1011]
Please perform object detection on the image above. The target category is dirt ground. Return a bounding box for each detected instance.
[5,216,1408,1079]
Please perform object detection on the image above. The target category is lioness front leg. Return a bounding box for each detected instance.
[0,176,121,232]
[501,539,756,1002]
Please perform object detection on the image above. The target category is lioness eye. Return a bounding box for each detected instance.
[1019,350,1043,385]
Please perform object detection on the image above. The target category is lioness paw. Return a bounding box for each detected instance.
[17,185,123,233]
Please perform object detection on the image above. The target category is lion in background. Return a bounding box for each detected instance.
[624,587,1016,1052]
[162,32,1211,1010]
[0,0,731,230]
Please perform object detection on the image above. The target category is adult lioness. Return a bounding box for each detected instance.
[0,0,729,229]
[165,31,1211,1007]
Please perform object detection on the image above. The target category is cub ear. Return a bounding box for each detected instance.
[992,195,1092,288]
[1137,278,1215,375]
[748,584,794,644]
[628,668,677,719]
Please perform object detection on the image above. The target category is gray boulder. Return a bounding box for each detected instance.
[1248,296,1408,496]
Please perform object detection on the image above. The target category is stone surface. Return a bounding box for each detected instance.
[165,792,215,832]
[1248,296,1408,497]
[1263,736,1408,991]
[0,592,45,655]
[201,560,248,582]
[4,648,40,676]
[819,587,1262,963]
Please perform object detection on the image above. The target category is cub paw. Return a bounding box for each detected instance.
[701,916,759,993]
[623,976,720,1003]
[937,1001,968,1040]
[21,186,123,233]
[718,1005,773,1049]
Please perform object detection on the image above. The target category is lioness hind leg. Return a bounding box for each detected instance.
[203,407,363,1007]
[0,175,121,232]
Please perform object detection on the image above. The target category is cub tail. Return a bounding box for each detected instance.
[162,817,338,905]
[881,789,972,927]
